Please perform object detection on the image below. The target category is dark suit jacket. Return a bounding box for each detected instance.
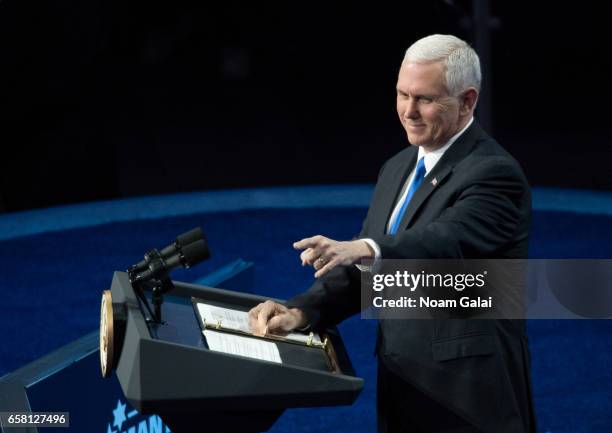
[287,122,537,433]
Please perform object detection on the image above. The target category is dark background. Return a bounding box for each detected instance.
[1,1,610,213]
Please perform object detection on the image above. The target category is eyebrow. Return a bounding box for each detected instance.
[396,89,437,99]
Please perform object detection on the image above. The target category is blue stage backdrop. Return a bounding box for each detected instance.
[1,185,612,433]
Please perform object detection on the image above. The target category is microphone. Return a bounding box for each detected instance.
[130,227,204,274]
[177,238,210,267]
[129,228,211,283]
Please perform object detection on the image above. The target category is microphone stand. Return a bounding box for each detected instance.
[129,256,175,324]
[127,228,210,324]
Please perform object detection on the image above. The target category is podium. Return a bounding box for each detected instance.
[108,271,363,432]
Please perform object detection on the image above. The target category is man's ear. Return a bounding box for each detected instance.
[460,88,479,115]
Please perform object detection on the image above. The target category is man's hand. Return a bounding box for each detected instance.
[248,300,307,336]
[293,235,374,278]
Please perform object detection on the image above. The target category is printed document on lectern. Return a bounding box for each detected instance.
[195,302,323,346]
[203,329,282,363]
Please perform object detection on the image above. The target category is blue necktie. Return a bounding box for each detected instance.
[388,157,426,235]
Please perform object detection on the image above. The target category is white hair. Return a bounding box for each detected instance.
[403,34,481,96]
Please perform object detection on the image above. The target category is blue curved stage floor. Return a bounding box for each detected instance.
[1,185,611,433]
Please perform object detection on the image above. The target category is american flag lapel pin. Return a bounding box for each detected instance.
[431,177,438,187]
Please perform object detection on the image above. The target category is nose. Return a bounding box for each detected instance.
[404,97,420,120]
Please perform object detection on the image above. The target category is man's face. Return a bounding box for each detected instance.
[396,61,463,151]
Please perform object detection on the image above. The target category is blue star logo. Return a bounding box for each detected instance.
[112,399,127,431]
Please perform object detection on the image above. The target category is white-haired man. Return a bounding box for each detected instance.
[250,34,536,433]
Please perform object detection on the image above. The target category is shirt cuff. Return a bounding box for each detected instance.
[355,238,382,273]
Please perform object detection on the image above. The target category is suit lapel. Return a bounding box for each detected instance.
[372,149,417,235]
[396,121,483,231]
[397,164,452,230]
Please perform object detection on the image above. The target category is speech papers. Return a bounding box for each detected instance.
[203,329,282,364]
[195,303,322,346]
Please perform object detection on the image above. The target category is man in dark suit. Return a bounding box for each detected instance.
[249,34,536,433]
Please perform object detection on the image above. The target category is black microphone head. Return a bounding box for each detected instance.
[181,239,210,268]
[176,227,203,247]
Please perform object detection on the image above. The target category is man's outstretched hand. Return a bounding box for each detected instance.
[293,235,374,278]
[248,300,307,336]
